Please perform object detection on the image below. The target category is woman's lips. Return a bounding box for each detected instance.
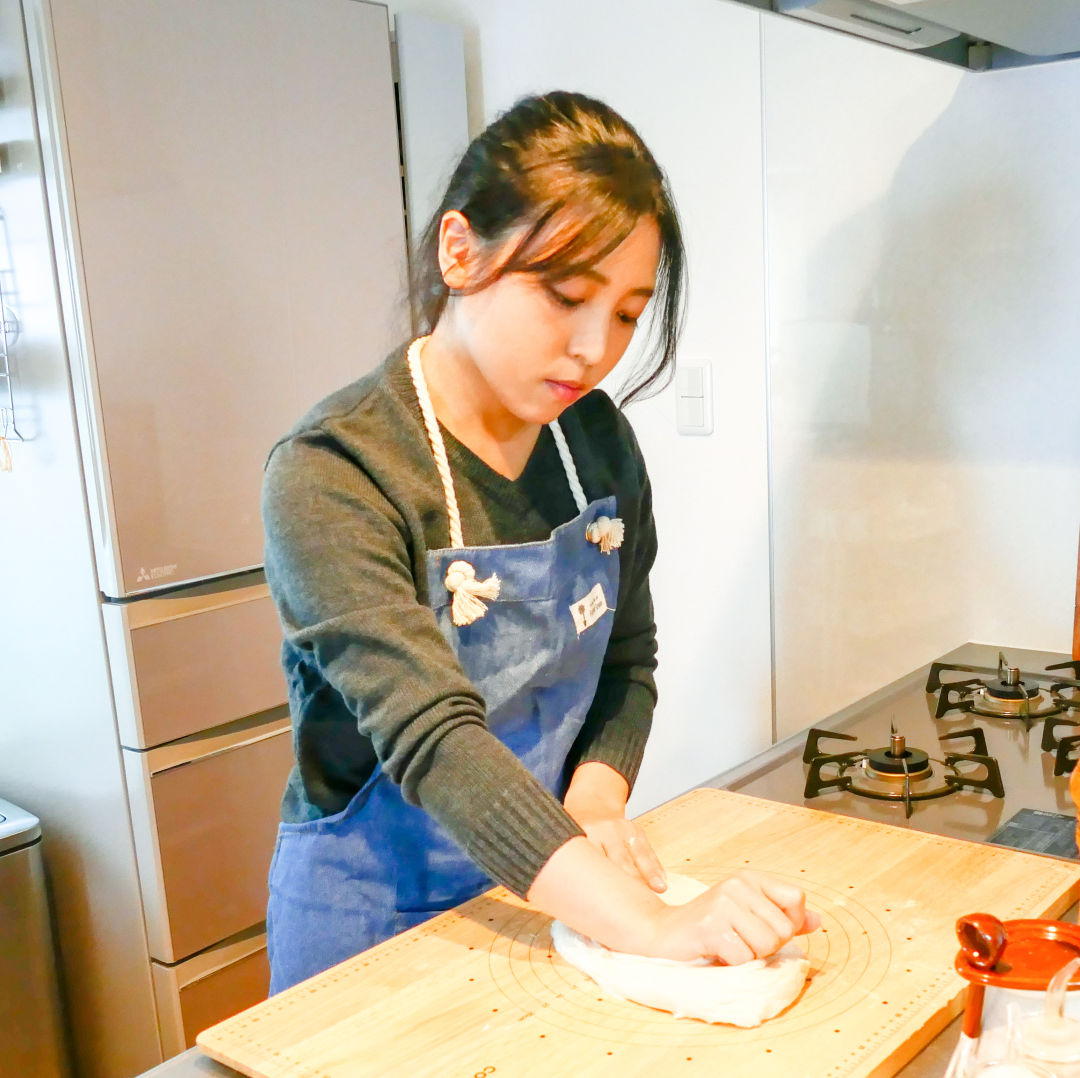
[545,379,585,403]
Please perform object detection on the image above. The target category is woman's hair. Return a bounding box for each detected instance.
[409,90,685,405]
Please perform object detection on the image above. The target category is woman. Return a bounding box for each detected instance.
[262,90,817,994]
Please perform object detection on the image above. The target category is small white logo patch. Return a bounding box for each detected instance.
[570,583,610,635]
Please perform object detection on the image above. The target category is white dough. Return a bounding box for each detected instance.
[550,873,810,1027]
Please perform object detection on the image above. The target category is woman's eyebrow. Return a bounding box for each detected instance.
[575,268,654,297]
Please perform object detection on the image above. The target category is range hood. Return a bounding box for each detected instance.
[737,0,1080,70]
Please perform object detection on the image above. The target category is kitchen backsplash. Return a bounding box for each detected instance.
[765,15,1080,736]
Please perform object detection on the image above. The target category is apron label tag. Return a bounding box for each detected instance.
[570,583,610,635]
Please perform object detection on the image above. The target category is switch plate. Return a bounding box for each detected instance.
[675,364,712,435]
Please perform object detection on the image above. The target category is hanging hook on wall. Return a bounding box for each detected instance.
[0,281,23,471]
[0,402,12,471]
[0,276,25,453]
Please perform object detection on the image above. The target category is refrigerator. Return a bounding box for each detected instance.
[0,0,434,1074]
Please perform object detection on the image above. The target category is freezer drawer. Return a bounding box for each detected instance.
[103,571,287,749]
[151,927,269,1057]
[124,715,293,963]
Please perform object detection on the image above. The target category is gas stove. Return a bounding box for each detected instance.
[712,643,1080,855]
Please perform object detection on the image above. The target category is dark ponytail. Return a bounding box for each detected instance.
[409,91,685,405]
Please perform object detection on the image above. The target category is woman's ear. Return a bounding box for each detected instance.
[437,210,476,290]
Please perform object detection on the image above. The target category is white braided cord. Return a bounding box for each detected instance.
[406,336,589,545]
[548,419,588,514]
[407,336,465,549]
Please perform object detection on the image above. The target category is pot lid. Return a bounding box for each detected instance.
[956,913,1080,990]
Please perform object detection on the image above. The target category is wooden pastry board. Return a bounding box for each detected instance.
[197,789,1080,1078]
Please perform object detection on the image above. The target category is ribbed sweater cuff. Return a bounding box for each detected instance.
[574,680,653,793]
[412,724,585,899]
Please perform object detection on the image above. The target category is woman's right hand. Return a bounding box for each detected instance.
[527,835,820,966]
[643,870,821,965]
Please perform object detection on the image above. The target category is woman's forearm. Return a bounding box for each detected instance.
[525,834,667,954]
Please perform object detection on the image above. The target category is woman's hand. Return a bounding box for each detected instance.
[527,835,821,966]
[562,763,667,893]
[645,870,821,965]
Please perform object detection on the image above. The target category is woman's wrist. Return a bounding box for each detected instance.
[563,761,630,821]
[525,834,667,954]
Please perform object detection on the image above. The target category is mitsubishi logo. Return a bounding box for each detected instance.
[134,563,177,585]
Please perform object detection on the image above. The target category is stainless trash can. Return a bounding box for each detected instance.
[0,797,70,1078]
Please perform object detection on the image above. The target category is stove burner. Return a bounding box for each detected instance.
[802,727,1005,817]
[865,732,931,778]
[926,651,1080,725]
[981,680,1039,703]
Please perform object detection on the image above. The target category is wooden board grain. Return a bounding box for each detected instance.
[197,790,1080,1078]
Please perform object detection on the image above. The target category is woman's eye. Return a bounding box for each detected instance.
[545,285,583,309]
[617,312,640,326]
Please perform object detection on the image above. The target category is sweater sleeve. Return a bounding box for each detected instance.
[262,433,583,897]
[563,415,658,794]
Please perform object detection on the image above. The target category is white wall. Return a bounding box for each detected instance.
[385,0,775,813]
[386,1,1080,781]
[764,16,1080,736]
[948,59,1080,651]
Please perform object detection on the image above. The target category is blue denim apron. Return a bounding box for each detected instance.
[266,343,622,993]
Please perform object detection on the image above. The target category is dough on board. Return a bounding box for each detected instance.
[550,873,810,1027]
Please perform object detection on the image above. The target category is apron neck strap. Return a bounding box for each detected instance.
[547,420,589,515]
[406,337,588,548]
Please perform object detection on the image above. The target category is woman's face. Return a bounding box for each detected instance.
[443,215,662,429]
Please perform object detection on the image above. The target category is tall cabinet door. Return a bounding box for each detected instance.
[40,0,408,596]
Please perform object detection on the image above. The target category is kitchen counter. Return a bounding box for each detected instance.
[141,645,1078,1078]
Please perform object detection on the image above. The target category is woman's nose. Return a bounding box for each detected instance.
[566,308,609,367]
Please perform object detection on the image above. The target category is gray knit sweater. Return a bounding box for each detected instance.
[261,346,658,898]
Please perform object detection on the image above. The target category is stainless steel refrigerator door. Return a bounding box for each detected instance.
[30,0,408,596]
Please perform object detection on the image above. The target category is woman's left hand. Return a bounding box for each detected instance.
[563,762,667,893]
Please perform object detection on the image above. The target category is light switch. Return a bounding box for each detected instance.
[675,364,712,435]
[680,366,705,398]
[677,395,706,430]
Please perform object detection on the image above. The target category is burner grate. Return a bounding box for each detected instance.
[802,726,1004,818]
[1040,715,1080,776]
